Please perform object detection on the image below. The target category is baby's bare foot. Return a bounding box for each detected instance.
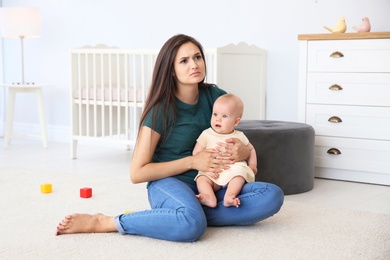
[56,213,116,235]
[224,194,241,208]
[196,193,217,208]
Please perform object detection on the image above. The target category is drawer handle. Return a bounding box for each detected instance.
[328,116,342,123]
[329,84,343,91]
[330,51,344,58]
[327,148,342,155]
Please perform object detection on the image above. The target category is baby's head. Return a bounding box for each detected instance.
[211,94,244,134]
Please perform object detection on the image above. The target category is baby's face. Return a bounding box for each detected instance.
[210,101,239,134]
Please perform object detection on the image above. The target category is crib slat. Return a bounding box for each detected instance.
[131,53,138,140]
[100,52,105,138]
[84,53,90,136]
[116,52,121,138]
[108,52,113,137]
[124,53,129,144]
[92,53,97,137]
[76,53,82,137]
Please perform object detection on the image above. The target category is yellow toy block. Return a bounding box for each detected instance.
[40,183,52,194]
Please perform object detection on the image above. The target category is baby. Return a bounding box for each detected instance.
[193,93,257,208]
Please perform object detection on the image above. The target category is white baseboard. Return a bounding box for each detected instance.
[10,122,71,143]
[8,122,136,149]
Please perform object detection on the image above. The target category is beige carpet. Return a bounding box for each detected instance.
[1,167,389,260]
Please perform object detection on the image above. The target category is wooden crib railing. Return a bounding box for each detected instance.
[70,43,266,159]
[71,44,158,158]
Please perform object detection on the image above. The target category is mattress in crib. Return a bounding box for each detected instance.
[73,86,145,102]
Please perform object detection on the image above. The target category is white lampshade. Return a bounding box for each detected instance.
[0,7,41,38]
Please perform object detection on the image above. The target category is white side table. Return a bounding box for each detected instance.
[0,83,52,148]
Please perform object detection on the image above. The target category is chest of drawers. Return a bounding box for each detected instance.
[298,32,390,185]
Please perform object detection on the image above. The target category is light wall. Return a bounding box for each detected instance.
[1,0,390,142]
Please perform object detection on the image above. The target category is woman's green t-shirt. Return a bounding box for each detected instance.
[144,85,226,184]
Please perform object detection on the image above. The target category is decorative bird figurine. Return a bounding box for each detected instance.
[352,17,371,32]
[323,17,347,33]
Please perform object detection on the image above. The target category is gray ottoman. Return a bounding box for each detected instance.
[236,120,315,195]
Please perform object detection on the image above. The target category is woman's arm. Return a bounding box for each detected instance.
[130,126,224,184]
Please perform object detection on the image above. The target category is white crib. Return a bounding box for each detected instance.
[70,43,266,159]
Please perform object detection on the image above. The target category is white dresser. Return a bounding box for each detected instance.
[298,32,390,185]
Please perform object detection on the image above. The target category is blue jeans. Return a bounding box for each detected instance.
[114,177,284,242]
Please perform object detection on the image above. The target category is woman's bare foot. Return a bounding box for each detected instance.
[224,193,240,208]
[56,213,117,235]
[196,193,217,208]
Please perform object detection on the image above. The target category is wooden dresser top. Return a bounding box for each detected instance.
[298,32,390,40]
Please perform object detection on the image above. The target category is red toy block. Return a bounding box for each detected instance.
[80,187,92,198]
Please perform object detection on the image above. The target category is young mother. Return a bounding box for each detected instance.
[56,34,284,242]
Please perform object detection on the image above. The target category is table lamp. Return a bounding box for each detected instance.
[0,7,42,84]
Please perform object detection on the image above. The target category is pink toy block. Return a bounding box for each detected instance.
[41,183,52,194]
[80,187,92,198]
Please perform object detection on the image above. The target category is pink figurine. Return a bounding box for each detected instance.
[352,17,371,32]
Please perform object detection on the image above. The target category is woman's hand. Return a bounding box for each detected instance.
[216,137,251,163]
[191,148,229,173]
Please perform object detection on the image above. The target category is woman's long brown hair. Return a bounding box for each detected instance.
[138,34,208,143]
